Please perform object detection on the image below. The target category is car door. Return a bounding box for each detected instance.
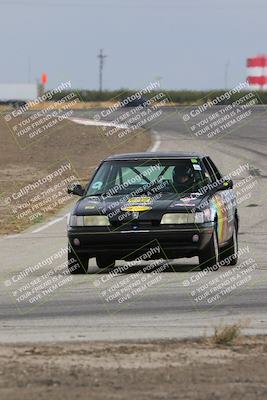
[203,157,235,246]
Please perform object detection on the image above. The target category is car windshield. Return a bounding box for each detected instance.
[86,158,211,197]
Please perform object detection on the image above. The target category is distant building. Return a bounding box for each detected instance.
[0,83,38,104]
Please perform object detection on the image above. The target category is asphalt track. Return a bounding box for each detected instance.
[0,106,267,343]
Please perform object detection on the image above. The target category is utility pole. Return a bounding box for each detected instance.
[224,60,230,90]
[97,49,107,93]
[27,56,31,83]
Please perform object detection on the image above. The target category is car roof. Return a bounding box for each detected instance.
[105,152,207,161]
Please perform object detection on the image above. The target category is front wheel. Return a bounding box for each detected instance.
[199,229,219,271]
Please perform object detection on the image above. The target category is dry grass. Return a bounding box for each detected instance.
[212,323,242,346]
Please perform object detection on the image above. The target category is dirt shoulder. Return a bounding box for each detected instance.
[0,115,150,234]
[0,336,266,400]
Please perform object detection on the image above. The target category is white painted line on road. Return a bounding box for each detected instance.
[32,213,69,233]
[4,234,21,240]
[149,129,161,152]
[71,118,162,152]
[69,117,128,129]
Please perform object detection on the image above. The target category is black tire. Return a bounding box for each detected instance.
[68,251,89,274]
[220,223,238,266]
[96,256,116,269]
[199,229,219,271]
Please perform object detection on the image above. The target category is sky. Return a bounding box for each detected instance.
[0,0,266,91]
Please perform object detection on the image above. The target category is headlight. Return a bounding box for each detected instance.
[161,213,195,224]
[194,212,204,223]
[69,215,110,226]
[69,216,84,226]
[161,210,212,224]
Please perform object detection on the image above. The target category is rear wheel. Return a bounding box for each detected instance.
[220,223,238,266]
[96,256,116,269]
[199,229,219,271]
[68,251,89,274]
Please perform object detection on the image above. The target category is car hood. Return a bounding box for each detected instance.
[74,192,209,221]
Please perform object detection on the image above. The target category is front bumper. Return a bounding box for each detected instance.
[68,223,214,259]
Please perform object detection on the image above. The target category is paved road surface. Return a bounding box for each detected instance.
[0,106,266,342]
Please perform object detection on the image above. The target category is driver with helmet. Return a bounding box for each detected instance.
[172,164,195,192]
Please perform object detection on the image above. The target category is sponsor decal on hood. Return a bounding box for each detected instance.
[121,196,153,212]
[84,204,96,209]
[128,197,151,203]
[121,205,152,212]
[171,202,196,207]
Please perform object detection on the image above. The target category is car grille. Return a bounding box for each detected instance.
[110,220,160,229]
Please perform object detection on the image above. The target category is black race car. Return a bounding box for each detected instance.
[123,95,148,107]
[67,152,239,273]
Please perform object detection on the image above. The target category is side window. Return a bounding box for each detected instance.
[207,157,222,181]
[202,158,217,182]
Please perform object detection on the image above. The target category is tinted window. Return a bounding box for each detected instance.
[86,159,211,196]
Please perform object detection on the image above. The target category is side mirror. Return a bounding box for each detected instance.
[213,179,233,192]
[222,179,233,189]
[67,183,85,196]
